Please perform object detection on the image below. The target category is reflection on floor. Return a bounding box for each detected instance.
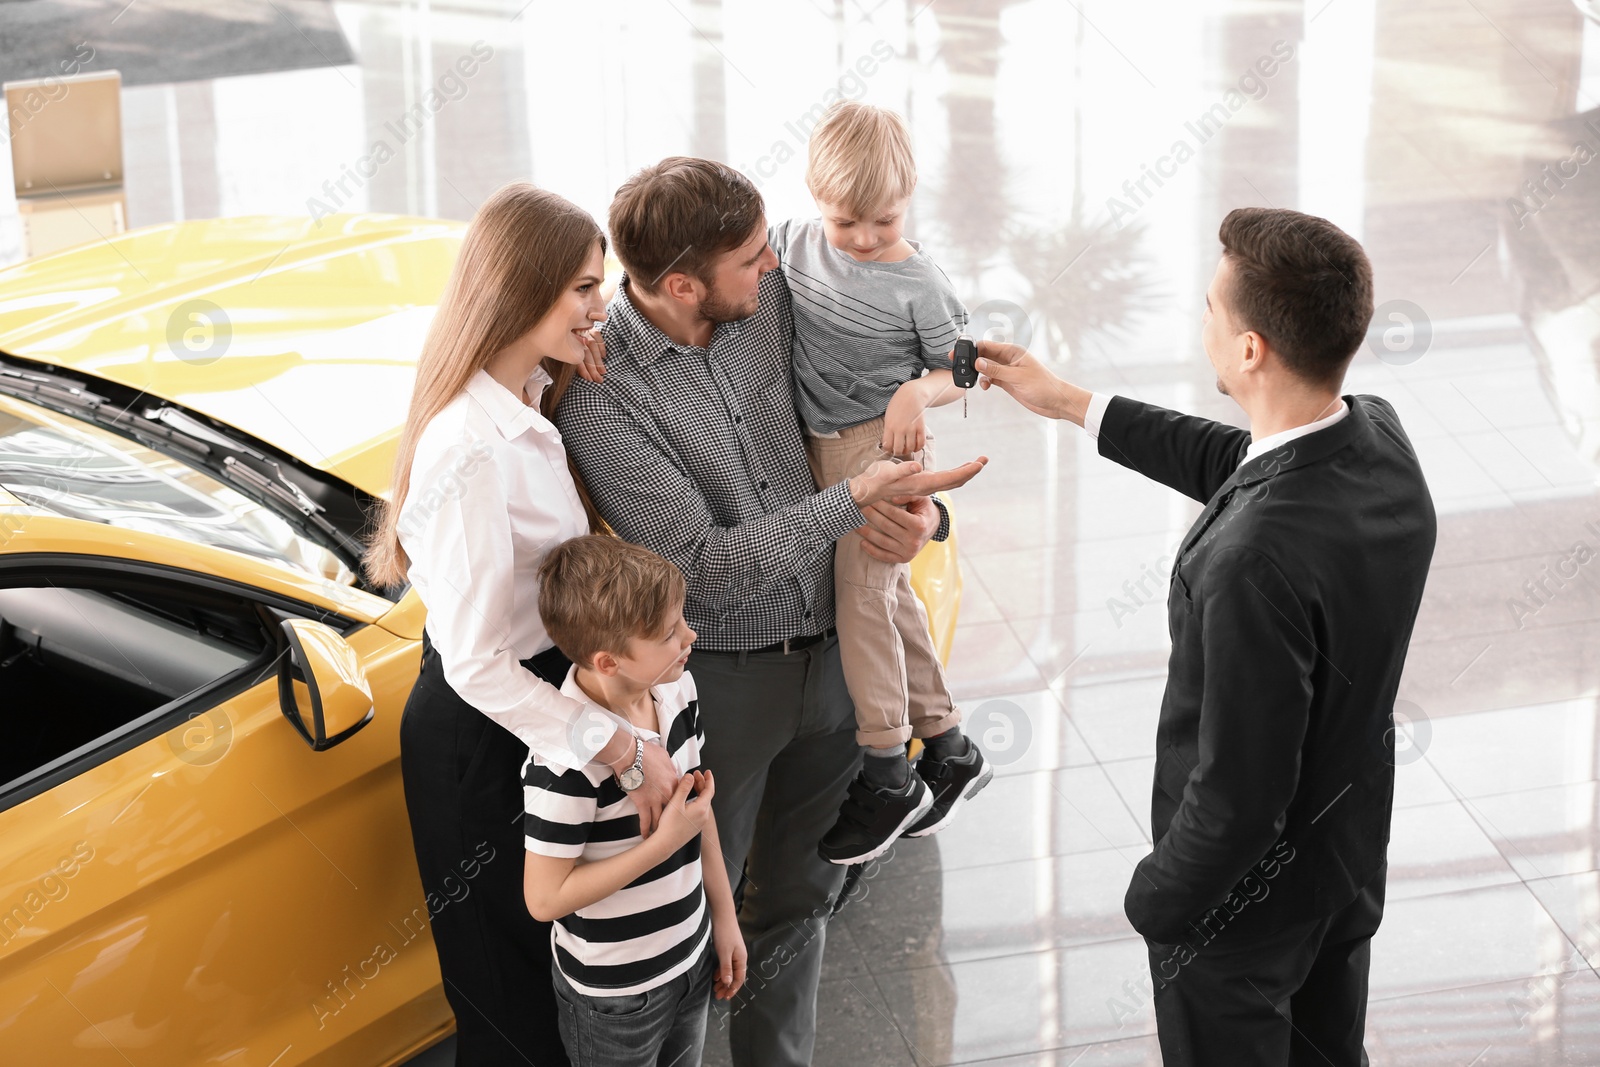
[5,0,1600,1062]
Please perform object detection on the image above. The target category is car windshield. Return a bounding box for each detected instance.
[0,394,359,586]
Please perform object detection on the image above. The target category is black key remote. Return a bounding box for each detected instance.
[952,335,977,416]
[952,335,978,388]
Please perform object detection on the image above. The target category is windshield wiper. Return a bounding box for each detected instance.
[0,358,367,569]
[143,406,326,518]
[133,404,365,561]
[0,363,111,412]
[0,363,200,458]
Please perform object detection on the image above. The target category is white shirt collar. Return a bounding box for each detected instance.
[557,663,683,742]
[463,365,557,441]
[1240,398,1349,467]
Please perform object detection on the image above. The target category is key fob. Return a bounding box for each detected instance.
[952,335,978,388]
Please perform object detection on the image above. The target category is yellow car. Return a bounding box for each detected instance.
[0,215,962,1066]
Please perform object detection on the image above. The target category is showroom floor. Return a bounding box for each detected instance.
[6,0,1600,1063]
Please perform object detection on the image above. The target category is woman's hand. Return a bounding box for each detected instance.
[576,326,607,383]
[712,909,748,1000]
[607,736,678,838]
[657,770,715,849]
[882,381,928,458]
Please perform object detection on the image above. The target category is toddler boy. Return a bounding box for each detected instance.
[767,101,992,865]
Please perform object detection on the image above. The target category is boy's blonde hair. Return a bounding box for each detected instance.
[805,101,917,218]
[538,535,687,668]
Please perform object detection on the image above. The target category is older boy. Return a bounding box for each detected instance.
[523,535,746,1067]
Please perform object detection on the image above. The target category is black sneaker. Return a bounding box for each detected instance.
[904,739,993,838]
[818,773,934,865]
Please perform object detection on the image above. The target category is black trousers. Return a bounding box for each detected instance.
[399,634,572,1067]
[1148,865,1387,1066]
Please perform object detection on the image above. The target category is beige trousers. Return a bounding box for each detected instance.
[806,416,963,747]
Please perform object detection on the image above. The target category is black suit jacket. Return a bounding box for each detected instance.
[1098,394,1436,944]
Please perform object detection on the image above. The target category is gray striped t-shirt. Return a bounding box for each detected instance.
[770,218,969,435]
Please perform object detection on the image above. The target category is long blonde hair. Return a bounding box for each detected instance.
[366,182,605,588]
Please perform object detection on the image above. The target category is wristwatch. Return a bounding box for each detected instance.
[617,734,645,792]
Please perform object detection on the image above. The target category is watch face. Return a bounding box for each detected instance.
[620,767,645,791]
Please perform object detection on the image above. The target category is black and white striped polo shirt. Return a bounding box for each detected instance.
[521,667,708,997]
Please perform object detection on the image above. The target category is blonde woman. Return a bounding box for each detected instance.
[368,183,678,1066]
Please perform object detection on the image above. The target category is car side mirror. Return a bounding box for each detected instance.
[277,619,374,750]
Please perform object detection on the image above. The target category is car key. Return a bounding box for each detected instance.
[951,335,978,417]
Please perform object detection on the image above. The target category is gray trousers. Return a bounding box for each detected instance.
[689,636,861,1067]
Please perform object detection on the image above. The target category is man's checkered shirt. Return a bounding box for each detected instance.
[554,268,947,652]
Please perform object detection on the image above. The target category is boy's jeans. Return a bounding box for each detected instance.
[552,943,714,1067]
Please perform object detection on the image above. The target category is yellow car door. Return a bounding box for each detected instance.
[0,517,447,1067]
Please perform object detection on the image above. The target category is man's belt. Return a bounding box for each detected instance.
[741,626,839,656]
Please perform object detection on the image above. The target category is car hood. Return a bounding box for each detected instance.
[0,214,463,498]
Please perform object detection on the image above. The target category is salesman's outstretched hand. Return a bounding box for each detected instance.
[974,340,1090,426]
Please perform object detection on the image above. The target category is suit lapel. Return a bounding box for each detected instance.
[1172,396,1370,569]
[1176,474,1244,565]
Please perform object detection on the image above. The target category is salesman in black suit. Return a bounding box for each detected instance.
[974,207,1436,1064]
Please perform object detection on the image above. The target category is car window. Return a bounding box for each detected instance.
[0,395,359,586]
[0,573,277,804]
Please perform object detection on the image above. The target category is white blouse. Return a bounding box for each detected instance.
[398,366,613,770]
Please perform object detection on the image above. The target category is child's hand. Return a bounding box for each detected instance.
[576,326,607,383]
[657,770,714,848]
[882,381,928,459]
[712,910,747,1000]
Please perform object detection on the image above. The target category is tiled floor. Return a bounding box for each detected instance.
[7,0,1600,1063]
